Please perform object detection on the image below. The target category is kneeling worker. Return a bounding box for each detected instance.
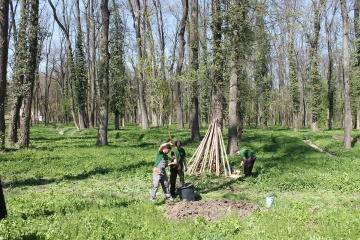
[235,149,256,177]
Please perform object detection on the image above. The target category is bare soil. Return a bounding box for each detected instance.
[165,199,260,221]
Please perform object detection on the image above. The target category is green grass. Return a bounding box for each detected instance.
[0,123,360,239]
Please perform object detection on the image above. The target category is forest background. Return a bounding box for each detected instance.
[0,0,360,150]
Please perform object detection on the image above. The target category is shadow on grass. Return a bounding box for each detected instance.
[195,178,240,195]
[3,178,56,189]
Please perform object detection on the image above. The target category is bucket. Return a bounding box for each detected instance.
[177,182,195,201]
[265,196,274,208]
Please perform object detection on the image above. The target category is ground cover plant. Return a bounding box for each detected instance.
[0,123,359,239]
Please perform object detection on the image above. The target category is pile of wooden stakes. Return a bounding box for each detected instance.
[187,119,231,177]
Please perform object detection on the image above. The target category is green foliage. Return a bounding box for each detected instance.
[109,9,126,117]
[0,124,360,239]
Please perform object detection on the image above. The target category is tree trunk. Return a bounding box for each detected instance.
[189,0,200,142]
[175,0,188,130]
[18,0,39,147]
[228,57,238,154]
[288,1,299,132]
[340,0,352,149]
[227,0,240,154]
[212,0,224,130]
[97,0,110,146]
[326,4,337,130]
[0,0,9,149]
[309,0,324,132]
[7,0,27,143]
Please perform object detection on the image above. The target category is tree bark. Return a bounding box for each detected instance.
[326,3,337,130]
[189,0,200,142]
[7,0,27,143]
[175,0,188,130]
[340,0,352,149]
[18,0,39,147]
[212,0,224,130]
[97,0,110,146]
[0,0,9,149]
[227,0,239,154]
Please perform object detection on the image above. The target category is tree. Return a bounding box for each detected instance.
[74,0,89,129]
[308,0,324,132]
[174,0,188,130]
[18,0,39,147]
[340,0,352,148]
[48,0,80,129]
[109,0,126,130]
[128,0,149,129]
[254,0,271,130]
[97,0,110,146]
[0,0,9,149]
[227,0,241,154]
[189,0,200,142]
[211,0,224,129]
[325,0,337,130]
[353,0,360,130]
[7,0,27,143]
[287,0,300,132]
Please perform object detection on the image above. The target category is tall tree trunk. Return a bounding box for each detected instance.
[340,0,352,149]
[326,3,337,130]
[288,0,300,132]
[86,0,97,128]
[97,0,110,146]
[7,0,27,143]
[227,0,239,154]
[0,0,9,149]
[354,0,360,131]
[18,0,39,147]
[212,0,224,130]
[75,0,89,129]
[175,0,188,130]
[44,20,55,126]
[309,0,324,132]
[189,0,200,142]
[228,58,238,153]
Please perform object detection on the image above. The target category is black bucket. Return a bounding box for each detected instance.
[177,182,195,201]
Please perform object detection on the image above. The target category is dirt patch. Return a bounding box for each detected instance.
[165,199,260,221]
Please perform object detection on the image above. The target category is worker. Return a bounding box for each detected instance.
[235,149,256,177]
[169,140,187,197]
[150,142,175,201]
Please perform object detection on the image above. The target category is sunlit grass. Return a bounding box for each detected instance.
[0,123,359,239]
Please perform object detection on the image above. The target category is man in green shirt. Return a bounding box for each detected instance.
[150,142,175,201]
[235,149,256,177]
[170,140,187,197]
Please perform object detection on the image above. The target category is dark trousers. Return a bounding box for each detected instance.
[243,155,256,177]
[170,168,184,195]
[0,181,7,220]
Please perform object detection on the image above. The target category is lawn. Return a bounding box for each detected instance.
[0,123,359,239]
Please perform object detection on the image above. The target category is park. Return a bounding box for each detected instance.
[1,0,360,238]
[0,123,359,239]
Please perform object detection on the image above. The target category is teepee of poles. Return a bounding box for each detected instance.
[187,119,231,177]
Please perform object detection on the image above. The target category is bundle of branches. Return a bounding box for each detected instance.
[187,119,231,177]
